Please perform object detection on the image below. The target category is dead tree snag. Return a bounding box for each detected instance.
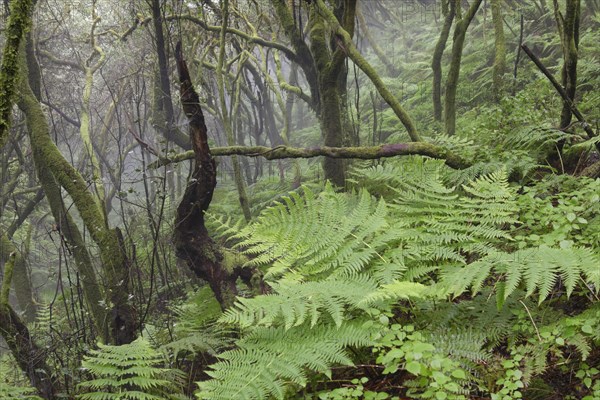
[173,41,256,309]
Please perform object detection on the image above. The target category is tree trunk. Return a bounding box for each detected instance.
[444,0,483,136]
[554,0,581,130]
[150,0,190,150]
[173,42,253,309]
[432,0,456,121]
[491,0,507,100]
[0,0,33,148]
[17,43,136,345]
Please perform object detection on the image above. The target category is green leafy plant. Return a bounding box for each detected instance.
[0,383,42,400]
[317,377,394,399]
[375,324,470,400]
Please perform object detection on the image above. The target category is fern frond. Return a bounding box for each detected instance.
[440,246,600,303]
[77,338,184,400]
[359,281,428,306]
[197,322,375,400]
[220,277,377,329]
[233,184,389,280]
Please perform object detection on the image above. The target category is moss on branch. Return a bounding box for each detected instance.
[313,0,421,142]
[151,143,469,169]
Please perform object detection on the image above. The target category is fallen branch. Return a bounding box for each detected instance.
[579,160,600,178]
[150,143,470,169]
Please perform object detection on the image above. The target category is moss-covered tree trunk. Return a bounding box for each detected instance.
[17,43,136,345]
[432,0,456,121]
[0,2,58,393]
[309,3,347,186]
[554,0,581,130]
[491,0,506,100]
[308,0,359,185]
[313,0,421,142]
[444,0,483,136]
[0,0,32,148]
[79,11,107,214]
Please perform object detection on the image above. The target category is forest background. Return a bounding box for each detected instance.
[0,0,599,399]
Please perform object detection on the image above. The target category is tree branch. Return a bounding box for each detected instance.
[313,0,421,142]
[521,44,597,142]
[38,49,84,71]
[151,143,469,169]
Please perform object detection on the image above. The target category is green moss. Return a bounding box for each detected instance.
[17,43,134,344]
[0,252,16,304]
[0,0,33,148]
[314,0,421,142]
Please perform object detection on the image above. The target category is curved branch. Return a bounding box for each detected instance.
[122,14,298,61]
[313,0,421,142]
[38,49,84,71]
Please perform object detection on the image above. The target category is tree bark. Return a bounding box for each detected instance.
[432,0,456,121]
[444,0,483,136]
[309,3,347,186]
[491,0,507,100]
[173,42,256,310]
[314,0,421,142]
[152,143,469,170]
[0,0,32,148]
[150,0,190,150]
[554,0,581,130]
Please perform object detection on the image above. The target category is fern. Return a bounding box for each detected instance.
[161,287,231,358]
[359,280,428,306]
[439,246,600,304]
[0,359,42,400]
[220,277,378,329]
[353,158,518,282]
[194,157,598,399]
[0,384,42,400]
[197,322,375,400]
[77,338,185,400]
[230,184,390,280]
[416,292,525,345]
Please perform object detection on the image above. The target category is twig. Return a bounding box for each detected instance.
[519,299,542,342]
